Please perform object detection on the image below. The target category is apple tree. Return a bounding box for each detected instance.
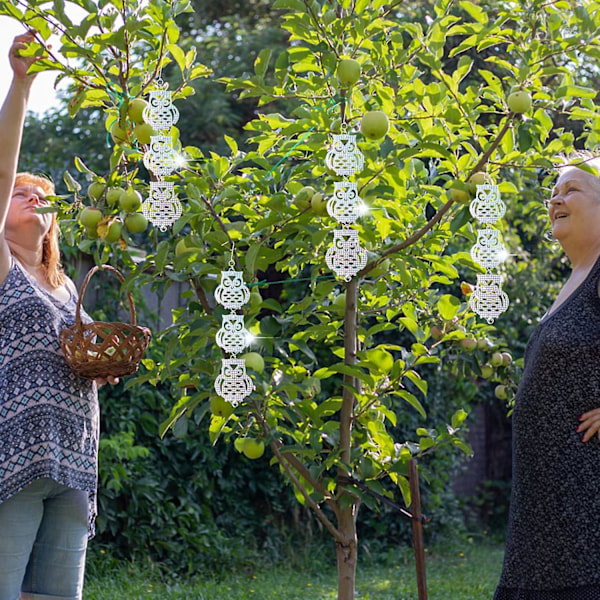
[4,0,600,598]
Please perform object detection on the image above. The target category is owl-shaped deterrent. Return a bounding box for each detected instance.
[469,273,509,323]
[471,228,506,270]
[143,90,180,132]
[142,181,182,231]
[325,229,368,282]
[143,136,178,177]
[470,184,506,225]
[216,314,250,355]
[214,358,254,407]
[325,134,364,177]
[214,269,251,310]
[327,181,363,225]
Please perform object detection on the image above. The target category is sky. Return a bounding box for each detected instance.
[0,16,68,115]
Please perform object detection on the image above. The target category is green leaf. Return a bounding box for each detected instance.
[167,43,186,73]
[451,408,469,430]
[254,48,273,78]
[437,294,461,320]
[394,390,426,419]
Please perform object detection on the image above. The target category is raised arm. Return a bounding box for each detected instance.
[0,33,39,280]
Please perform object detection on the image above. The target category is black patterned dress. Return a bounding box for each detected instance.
[495,255,600,599]
[0,260,98,537]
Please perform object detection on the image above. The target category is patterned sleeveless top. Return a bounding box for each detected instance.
[0,259,99,537]
[495,254,600,599]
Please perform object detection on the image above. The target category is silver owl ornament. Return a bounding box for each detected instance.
[469,273,509,323]
[143,135,178,177]
[142,182,182,231]
[143,89,180,131]
[327,182,364,225]
[325,229,368,281]
[216,314,250,355]
[214,358,254,407]
[470,184,506,224]
[325,134,364,176]
[471,228,506,270]
[214,269,251,310]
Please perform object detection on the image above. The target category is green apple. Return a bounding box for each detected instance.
[360,110,389,140]
[79,207,103,228]
[124,213,148,234]
[133,123,155,145]
[85,226,99,239]
[494,384,508,400]
[477,337,493,350]
[467,172,492,187]
[210,396,234,418]
[110,121,129,144]
[234,438,245,453]
[337,58,361,87]
[310,192,328,217]
[127,98,148,124]
[87,181,105,201]
[106,187,124,206]
[467,172,492,194]
[449,182,470,204]
[294,185,315,210]
[481,364,494,379]
[507,90,532,114]
[103,220,123,243]
[490,352,504,367]
[460,338,478,352]
[242,438,265,460]
[501,352,513,367]
[241,352,265,374]
[431,325,443,341]
[119,187,143,212]
[332,292,346,310]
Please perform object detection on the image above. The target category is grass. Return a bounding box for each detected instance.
[83,535,504,600]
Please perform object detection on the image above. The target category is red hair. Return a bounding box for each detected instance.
[14,172,65,289]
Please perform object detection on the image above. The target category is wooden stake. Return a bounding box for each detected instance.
[408,458,428,600]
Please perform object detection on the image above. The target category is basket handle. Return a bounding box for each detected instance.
[75,265,137,330]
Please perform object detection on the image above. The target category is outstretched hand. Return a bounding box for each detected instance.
[9,32,40,81]
[577,408,600,442]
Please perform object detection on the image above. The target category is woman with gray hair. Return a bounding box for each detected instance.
[495,155,600,598]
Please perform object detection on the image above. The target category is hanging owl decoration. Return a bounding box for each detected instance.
[322,129,369,281]
[215,314,250,355]
[327,182,364,225]
[142,182,182,232]
[214,359,254,407]
[325,134,365,176]
[140,83,183,230]
[214,269,251,310]
[468,180,510,323]
[213,257,258,407]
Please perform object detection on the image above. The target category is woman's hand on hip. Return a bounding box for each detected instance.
[577,408,600,442]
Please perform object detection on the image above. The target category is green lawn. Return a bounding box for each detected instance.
[84,536,504,600]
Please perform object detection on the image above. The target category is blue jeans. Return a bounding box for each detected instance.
[0,478,89,600]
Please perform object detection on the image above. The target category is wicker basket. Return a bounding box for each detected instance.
[59,265,152,379]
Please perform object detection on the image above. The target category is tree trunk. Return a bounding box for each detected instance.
[336,505,358,600]
[336,277,360,600]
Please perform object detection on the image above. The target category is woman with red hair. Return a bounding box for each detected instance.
[0,34,113,600]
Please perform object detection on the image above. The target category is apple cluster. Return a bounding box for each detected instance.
[77,98,155,243]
